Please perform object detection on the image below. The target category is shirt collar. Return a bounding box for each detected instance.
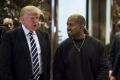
[22,24,35,36]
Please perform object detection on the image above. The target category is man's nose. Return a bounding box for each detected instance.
[67,26,71,30]
[67,27,71,31]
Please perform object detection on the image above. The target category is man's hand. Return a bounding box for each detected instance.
[109,70,116,80]
[109,70,112,78]
[110,76,116,80]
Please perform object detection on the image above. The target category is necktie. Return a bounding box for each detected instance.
[29,32,40,80]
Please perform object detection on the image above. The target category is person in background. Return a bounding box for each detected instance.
[109,20,120,80]
[0,5,51,80]
[3,17,14,31]
[53,14,109,80]
[0,17,14,44]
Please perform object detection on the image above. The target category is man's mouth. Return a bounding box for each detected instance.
[33,24,37,27]
[67,30,71,34]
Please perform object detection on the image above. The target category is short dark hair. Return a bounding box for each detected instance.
[68,14,86,26]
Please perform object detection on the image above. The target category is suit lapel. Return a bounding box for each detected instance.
[18,27,32,69]
[35,30,45,56]
[18,28,46,72]
[35,30,46,72]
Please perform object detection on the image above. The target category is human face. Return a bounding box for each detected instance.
[67,19,82,38]
[3,18,14,30]
[21,11,40,31]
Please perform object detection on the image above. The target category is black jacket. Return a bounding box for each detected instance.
[110,33,120,79]
[0,26,51,80]
[53,35,109,80]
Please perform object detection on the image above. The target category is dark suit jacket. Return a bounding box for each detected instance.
[0,26,51,80]
[110,33,120,79]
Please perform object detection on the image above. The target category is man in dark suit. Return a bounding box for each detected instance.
[109,21,120,80]
[0,5,51,80]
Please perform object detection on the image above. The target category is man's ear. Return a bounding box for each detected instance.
[21,17,24,21]
[19,17,24,22]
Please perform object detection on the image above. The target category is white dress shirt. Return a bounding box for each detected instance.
[22,24,42,74]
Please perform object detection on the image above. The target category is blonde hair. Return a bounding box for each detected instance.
[20,5,42,17]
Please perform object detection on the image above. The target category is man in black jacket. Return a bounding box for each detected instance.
[53,14,109,80]
[0,5,51,80]
[110,21,120,80]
